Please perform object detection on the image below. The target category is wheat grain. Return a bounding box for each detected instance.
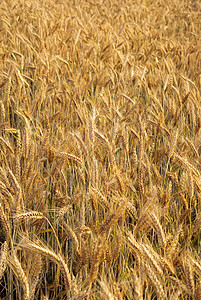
[0,0,200,298]
[0,241,8,280]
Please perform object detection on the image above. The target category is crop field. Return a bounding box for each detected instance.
[0,0,201,299]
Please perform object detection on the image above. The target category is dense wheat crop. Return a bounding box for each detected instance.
[0,0,201,299]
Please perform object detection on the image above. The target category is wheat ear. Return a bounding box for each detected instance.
[0,241,8,280]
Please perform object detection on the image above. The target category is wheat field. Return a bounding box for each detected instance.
[0,0,201,299]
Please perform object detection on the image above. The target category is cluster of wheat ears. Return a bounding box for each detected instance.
[0,0,200,299]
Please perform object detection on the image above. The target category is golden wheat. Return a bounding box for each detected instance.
[0,0,200,298]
